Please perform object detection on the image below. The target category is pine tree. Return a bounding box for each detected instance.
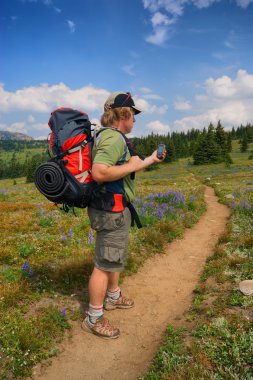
[193,134,209,164]
[245,123,253,143]
[231,127,236,139]
[215,120,228,156]
[193,123,222,165]
[165,140,176,162]
[227,132,232,153]
[240,135,248,152]
[26,153,47,183]
[206,123,222,163]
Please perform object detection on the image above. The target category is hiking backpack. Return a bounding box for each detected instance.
[34,107,143,227]
[34,107,96,211]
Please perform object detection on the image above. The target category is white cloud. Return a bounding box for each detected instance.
[143,0,252,15]
[143,93,164,100]
[235,0,253,8]
[224,30,237,49]
[90,117,101,128]
[0,83,170,139]
[146,26,169,45]
[151,12,171,26]
[6,122,28,134]
[43,0,52,5]
[28,114,35,123]
[174,100,251,131]
[35,135,47,140]
[135,98,168,114]
[212,52,225,61]
[139,87,152,94]
[174,69,253,131]
[192,0,218,8]
[142,0,253,45]
[19,0,38,3]
[145,9,177,46]
[0,83,109,113]
[27,115,48,133]
[0,123,8,130]
[121,64,135,76]
[143,0,185,16]
[224,40,234,49]
[0,118,48,134]
[67,20,76,33]
[139,88,163,100]
[205,69,253,98]
[205,75,236,98]
[130,51,140,59]
[174,97,192,110]
[146,120,171,134]
[31,122,48,131]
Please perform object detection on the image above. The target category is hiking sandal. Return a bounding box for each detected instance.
[104,293,134,310]
[82,316,120,339]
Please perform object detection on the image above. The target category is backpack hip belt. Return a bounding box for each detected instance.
[90,191,142,228]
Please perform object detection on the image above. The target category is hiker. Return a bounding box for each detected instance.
[82,91,166,339]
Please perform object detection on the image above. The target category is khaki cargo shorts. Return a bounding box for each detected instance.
[87,206,131,272]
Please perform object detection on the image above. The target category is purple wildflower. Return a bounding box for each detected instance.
[88,229,93,245]
[61,233,67,241]
[21,262,33,277]
[60,308,67,316]
[230,202,237,209]
[69,228,73,238]
[240,201,249,209]
[22,262,29,272]
[156,208,164,218]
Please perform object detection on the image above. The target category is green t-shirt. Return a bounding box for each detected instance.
[93,128,135,202]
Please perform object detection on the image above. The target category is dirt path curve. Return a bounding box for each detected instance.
[33,186,230,380]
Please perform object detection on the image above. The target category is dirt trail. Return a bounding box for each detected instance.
[33,187,230,380]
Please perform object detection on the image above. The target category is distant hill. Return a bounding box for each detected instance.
[0,131,34,141]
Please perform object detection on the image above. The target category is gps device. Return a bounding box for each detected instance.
[157,143,166,159]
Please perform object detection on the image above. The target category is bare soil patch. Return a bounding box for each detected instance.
[32,186,230,380]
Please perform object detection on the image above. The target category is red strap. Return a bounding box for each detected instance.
[111,194,125,212]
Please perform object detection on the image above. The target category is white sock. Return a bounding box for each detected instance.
[106,287,121,300]
[87,304,103,324]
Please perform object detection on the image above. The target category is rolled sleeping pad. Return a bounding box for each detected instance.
[34,161,69,200]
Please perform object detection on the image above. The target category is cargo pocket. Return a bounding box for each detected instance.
[88,209,124,232]
[103,246,125,264]
[90,215,107,231]
[108,212,124,230]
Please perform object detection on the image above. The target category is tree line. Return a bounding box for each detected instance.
[132,121,253,164]
[0,122,252,181]
[0,151,49,181]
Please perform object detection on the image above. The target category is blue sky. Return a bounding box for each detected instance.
[1,0,253,139]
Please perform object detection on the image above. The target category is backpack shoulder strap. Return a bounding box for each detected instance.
[94,127,140,157]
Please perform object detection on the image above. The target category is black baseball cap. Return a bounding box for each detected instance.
[104,91,142,114]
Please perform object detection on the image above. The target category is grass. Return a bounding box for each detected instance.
[141,146,253,380]
[0,160,206,378]
[1,141,252,379]
[0,144,47,165]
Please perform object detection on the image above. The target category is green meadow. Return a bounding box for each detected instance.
[141,144,253,380]
[0,141,252,379]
